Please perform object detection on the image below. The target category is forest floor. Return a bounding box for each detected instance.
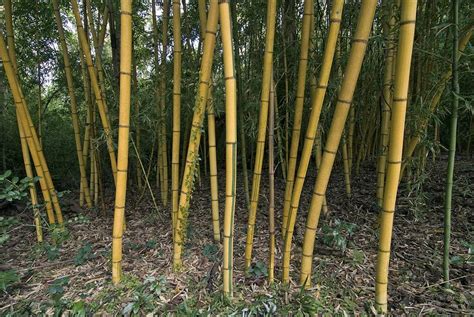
[0,157,473,315]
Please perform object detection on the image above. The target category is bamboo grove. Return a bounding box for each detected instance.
[1,0,473,313]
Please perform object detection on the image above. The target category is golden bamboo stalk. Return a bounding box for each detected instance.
[111,0,133,284]
[173,0,219,270]
[281,0,344,283]
[299,0,377,287]
[375,1,417,312]
[52,0,92,208]
[70,0,117,183]
[171,0,182,238]
[219,0,237,296]
[244,0,277,270]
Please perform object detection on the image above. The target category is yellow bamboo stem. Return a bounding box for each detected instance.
[207,83,220,242]
[281,0,344,283]
[375,1,417,312]
[219,0,237,296]
[171,0,182,238]
[111,0,133,284]
[299,0,377,287]
[173,0,219,270]
[244,0,277,270]
[71,0,117,184]
[16,113,43,241]
[281,0,314,236]
[0,36,59,225]
[52,0,92,208]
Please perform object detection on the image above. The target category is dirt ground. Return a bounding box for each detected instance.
[0,157,473,315]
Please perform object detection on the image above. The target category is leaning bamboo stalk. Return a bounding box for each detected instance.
[70,0,117,184]
[0,36,61,225]
[85,0,110,126]
[16,113,44,241]
[52,0,92,208]
[299,0,377,287]
[281,0,314,236]
[173,0,219,270]
[281,0,344,283]
[4,0,55,225]
[243,0,277,270]
[4,2,63,225]
[375,1,417,312]
[111,0,133,284]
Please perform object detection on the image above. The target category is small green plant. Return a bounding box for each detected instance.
[48,276,69,302]
[248,261,268,278]
[241,295,277,316]
[0,170,39,202]
[67,214,90,224]
[451,240,474,265]
[50,225,70,245]
[70,300,89,317]
[0,269,20,291]
[321,219,356,252]
[0,216,20,245]
[145,239,157,249]
[74,242,94,266]
[121,275,168,315]
[292,288,324,315]
[202,243,219,261]
[44,243,61,261]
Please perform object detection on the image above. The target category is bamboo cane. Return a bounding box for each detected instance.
[111,0,133,284]
[281,0,314,236]
[173,0,219,270]
[219,0,237,296]
[299,0,377,287]
[243,0,277,270]
[375,0,417,312]
[52,0,92,208]
[281,0,344,283]
[70,0,117,184]
[171,0,182,238]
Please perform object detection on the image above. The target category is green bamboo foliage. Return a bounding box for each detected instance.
[52,0,92,209]
[281,0,314,236]
[375,0,417,312]
[299,0,377,287]
[244,0,277,270]
[400,22,474,179]
[111,0,133,284]
[219,0,237,296]
[173,0,219,270]
[281,0,344,283]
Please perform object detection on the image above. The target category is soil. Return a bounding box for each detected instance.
[0,157,473,315]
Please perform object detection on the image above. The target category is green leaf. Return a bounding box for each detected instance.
[0,270,19,291]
